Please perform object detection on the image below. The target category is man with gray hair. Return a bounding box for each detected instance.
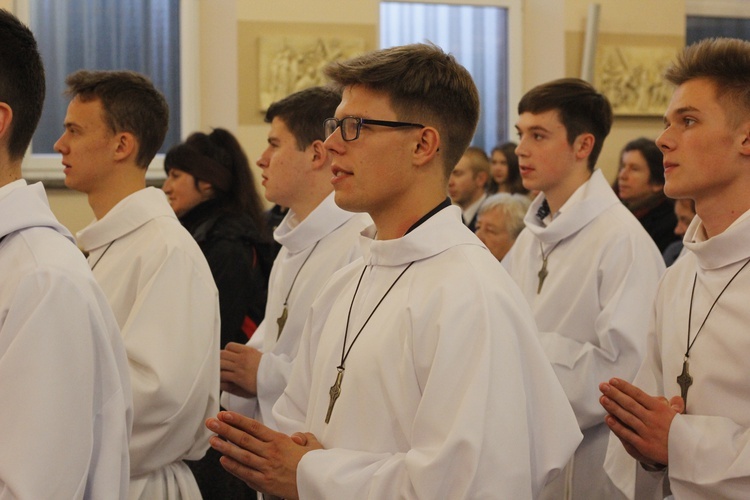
[475,192,530,260]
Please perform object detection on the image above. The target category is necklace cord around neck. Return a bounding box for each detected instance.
[90,240,115,271]
[283,240,320,306]
[686,257,750,357]
[339,262,414,369]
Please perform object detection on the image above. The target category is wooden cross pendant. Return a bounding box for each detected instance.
[276,307,288,340]
[325,367,345,424]
[537,257,549,294]
[676,359,693,407]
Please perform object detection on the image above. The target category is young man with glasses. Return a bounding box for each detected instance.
[206,43,581,499]
[214,86,370,499]
[219,86,370,427]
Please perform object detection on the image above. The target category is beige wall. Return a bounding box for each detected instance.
[562,0,685,182]
[36,0,686,233]
[234,0,378,210]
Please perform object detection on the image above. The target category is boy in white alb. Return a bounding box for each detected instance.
[601,37,750,499]
[56,70,220,500]
[219,87,370,430]
[206,43,582,500]
[0,11,131,498]
[503,78,665,499]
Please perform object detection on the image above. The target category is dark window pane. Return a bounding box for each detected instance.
[29,0,181,155]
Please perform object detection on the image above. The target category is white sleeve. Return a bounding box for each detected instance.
[668,414,750,497]
[538,236,664,429]
[0,271,130,499]
[122,248,219,475]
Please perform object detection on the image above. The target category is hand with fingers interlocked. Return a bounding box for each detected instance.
[599,378,685,468]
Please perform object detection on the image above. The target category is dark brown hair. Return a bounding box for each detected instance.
[620,137,664,185]
[0,10,45,161]
[165,128,266,231]
[265,86,342,150]
[518,78,613,171]
[324,43,480,177]
[64,70,168,168]
[489,142,527,194]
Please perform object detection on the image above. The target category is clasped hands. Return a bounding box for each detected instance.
[206,411,323,500]
[599,378,684,468]
[220,342,263,398]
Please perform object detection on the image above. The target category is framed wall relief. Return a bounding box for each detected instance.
[594,45,677,116]
[258,35,366,111]
[238,22,376,126]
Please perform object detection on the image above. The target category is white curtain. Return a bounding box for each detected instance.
[30,0,180,154]
[380,2,509,151]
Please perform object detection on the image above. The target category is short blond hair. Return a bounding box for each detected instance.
[665,38,750,126]
[461,146,490,179]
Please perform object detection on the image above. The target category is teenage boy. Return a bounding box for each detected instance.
[206,43,581,500]
[55,70,220,499]
[502,78,665,499]
[0,11,131,498]
[219,86,370,429]
[601,37,750,499]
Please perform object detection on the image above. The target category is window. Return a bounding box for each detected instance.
[15,0,199,182]
[686,0,750,45]
[380,0,521,152]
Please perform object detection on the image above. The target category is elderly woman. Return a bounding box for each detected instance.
[163,128,273,500]
[475,192,531,261]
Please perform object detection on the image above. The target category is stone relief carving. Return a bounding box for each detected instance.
[259,35,366,111]
[595,45,676,116]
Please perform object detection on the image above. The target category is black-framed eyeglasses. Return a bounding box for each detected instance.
[324,116,424,142]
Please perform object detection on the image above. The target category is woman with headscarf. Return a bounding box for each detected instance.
[163,128,273,500]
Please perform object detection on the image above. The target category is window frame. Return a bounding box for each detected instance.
[13,0,200,184]
[686,0,750,18]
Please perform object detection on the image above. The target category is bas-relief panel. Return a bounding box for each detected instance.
[258,35,365,111]
[595,45,676,116]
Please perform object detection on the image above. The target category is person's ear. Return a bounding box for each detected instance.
[738,119,750,158]
[0,103,13,146]
[573,133,595,161]
[197,179,214,199]
[113,131,137,162]
[413,126,440,166]
[309,139,328,170]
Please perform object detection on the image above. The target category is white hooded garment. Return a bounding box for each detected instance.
[503,170,665,499]
[0,180,132,499]
[273,205,582,499]
[222,193,370,430]
[77,187,220,500]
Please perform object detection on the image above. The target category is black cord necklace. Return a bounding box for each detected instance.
[325,261,414,423]
[276,241,319,340]
[677,257,750,408]
[90,241,115,271]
